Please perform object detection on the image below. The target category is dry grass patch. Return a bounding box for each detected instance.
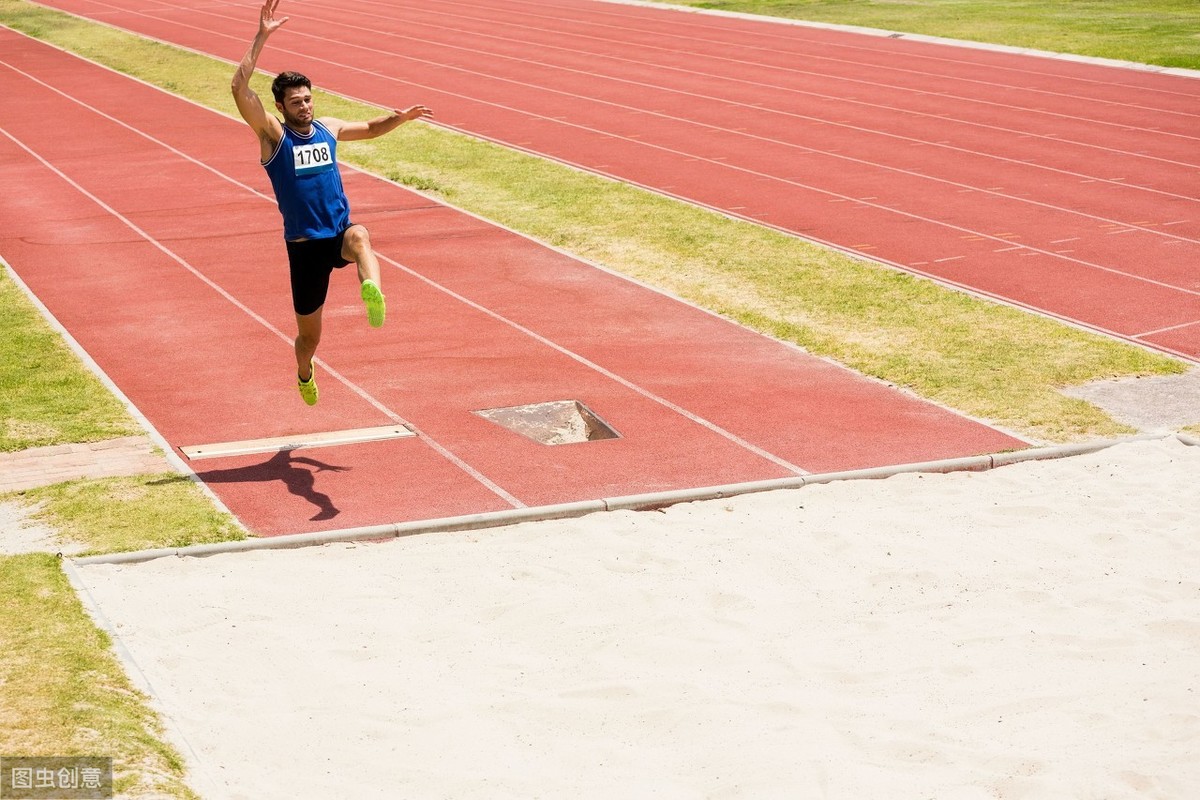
[0,553,198,798]
[14,475,244,556]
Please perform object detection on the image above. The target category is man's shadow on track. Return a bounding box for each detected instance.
[180,449,350,521]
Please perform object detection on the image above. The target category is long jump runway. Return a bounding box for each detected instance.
[25,0,1200,363]
[0,30,1025,535]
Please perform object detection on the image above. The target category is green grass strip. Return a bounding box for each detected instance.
[0,266,140,453]
[11,474,246,556]
[651,0,1200,71]
[0,553,197,798]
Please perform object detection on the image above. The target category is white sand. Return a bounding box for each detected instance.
[73,438,1200,799]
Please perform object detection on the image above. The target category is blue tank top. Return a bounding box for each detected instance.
[262,120,350,241]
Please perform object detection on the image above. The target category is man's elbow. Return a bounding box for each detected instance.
[231,73,249,98]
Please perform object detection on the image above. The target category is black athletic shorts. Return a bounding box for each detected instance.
[286,226,354,316]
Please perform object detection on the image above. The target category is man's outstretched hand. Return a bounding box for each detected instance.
[397,105,435,122]
[259,0,289,37]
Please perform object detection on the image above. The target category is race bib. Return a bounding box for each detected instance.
[293,142,334,175]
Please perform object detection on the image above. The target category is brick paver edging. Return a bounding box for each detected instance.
[0,436,177,493]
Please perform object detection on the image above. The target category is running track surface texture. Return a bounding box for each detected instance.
[0,30,1023,536]
[24,0,1200,362]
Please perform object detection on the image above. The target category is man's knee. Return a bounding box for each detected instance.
[295,313,322,350]
[343,225,371,256]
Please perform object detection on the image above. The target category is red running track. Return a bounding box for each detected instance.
[0,30,1022,536]
[26,0,1200,362]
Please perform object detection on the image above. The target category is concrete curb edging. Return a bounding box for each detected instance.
[72,500,608,566]
[73,433,1190,567]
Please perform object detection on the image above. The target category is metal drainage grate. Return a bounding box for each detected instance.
[474,400,620,445]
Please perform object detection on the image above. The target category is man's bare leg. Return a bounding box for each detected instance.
[342,224,386,327]
[295,307,322,405]
[341,224,379,284]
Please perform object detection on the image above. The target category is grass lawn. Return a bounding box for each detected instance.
[0,0,1195,796]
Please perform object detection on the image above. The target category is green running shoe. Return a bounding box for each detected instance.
[298,360,318,406]
[361,279,386,328]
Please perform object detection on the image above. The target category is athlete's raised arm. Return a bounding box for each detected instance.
[322,106,435,143]
[231,0,287,157]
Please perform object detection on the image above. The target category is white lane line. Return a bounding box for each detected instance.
[1134,318,1200,338]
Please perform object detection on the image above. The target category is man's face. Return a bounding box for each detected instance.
[277,86,313,128]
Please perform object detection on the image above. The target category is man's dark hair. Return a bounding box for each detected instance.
[271,71,311,103]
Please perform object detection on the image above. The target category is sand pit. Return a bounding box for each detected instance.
[72,437,1200,799]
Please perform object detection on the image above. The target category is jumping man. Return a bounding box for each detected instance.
[231,0,433,405]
